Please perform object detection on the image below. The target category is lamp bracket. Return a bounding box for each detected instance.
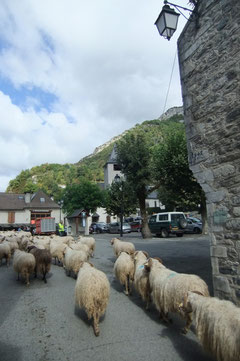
[164,0,199,24]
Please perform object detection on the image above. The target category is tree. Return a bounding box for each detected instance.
[116,132,154,238]
[104,178,138,217]
[62,181,105,216]
[152,123,206,227]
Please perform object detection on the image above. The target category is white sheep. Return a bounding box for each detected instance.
[0,242,11,266]
[50,240,67,265]
[110,238,135,257]
[75,262,110,336]
[144,258,209,334]
[133,251,151,309]
[69,241,91,256]
[63,247,90,277]
[180,291,240,361]
[13,249,36,286]
[114,251,135,295]
[3,237,19,255]
[78,236,96,257]
[33,236,51,250]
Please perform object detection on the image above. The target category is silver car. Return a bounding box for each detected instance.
[108,222,131,234]
[184,217,202,234]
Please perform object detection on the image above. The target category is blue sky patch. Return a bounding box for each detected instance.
[0,76,58,112]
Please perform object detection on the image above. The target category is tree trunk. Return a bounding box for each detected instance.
[138,193,152,239]
[200,192,208,234]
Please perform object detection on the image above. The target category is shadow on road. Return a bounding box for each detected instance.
[159,325,215,361]
[0,341,22,361]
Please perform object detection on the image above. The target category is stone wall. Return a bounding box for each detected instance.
[178,0,240,304]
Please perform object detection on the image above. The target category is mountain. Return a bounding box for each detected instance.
[7,107,184,198]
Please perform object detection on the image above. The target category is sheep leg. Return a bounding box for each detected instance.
[160,311,172,324]
[124,277,129,295]
[128,276,133,295]
[93,312,100,337]
[17,272,20,281]
[145,296,151,310]
[182,313,193,335]
[26,273,30,286]
[42,271,47,283]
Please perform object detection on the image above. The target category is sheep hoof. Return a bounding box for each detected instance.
[94,329,100,337]
[124,290,129,296]
[181,328,188,335]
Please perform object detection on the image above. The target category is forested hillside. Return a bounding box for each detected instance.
[6,112,184,201]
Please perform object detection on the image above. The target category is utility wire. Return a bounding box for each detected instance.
[162,50,177,114]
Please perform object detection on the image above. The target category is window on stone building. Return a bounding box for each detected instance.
[31,211,51,220]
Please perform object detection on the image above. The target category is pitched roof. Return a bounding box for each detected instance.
[0,190,60,211]
[67,209,85,218]
[104,144,118,166]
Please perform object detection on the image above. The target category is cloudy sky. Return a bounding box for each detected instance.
[0,0,191,191]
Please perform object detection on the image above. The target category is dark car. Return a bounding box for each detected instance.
[89,222,108,234]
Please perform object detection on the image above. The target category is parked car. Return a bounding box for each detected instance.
[89,222,108,234]
[108,222,131,234]
[130,220,142,232]
[184,217,202,234]
[148,212,187,238]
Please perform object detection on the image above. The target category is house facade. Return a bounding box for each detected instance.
[0,190,61,230]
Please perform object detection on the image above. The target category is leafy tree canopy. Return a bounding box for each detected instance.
[152,123,205,211]
[104,178,138,217]
[62,181,105,216]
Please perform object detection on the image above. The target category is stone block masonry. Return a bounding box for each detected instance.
[178,0,240,304]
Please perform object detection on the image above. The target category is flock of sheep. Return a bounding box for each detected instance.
[0,231,240,361]
[111,237,240,361]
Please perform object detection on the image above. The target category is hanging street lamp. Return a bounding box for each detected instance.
[155,0,199,40]
[155,2,180,40]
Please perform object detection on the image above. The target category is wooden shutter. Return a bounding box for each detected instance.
[8,212,15,223]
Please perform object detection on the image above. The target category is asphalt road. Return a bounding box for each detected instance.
[0,233,214,361]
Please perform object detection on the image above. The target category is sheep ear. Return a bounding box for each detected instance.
[134,251,138,257]
[88,262,94,268]
[142,251,149,258]
[153,257,163,264]
[192,290,205,296]
[144,258,152,272]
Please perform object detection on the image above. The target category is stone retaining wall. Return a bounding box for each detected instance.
[178,0,240,304]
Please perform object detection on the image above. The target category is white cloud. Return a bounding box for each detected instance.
[0,0,190,191]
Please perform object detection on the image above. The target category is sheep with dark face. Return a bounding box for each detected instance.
[180,291,240,361]
[144,257,209,334]
[28,246,52,283]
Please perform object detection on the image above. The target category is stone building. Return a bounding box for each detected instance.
[178,0,240,303]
